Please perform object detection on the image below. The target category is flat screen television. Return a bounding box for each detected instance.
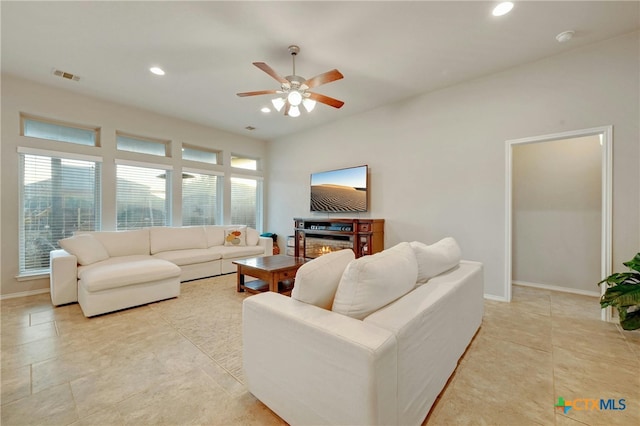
[310,165,368,212]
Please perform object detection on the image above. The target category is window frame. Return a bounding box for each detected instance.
[181,167,224,226]
[230,153,260,171]
[116,131,171,158]
[114,159,173,230]
[17,147,102,277]
[182,143,221,165]
[230,173,263,232]
[20,113,101,147]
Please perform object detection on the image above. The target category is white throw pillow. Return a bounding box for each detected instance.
[410,237,461,284]
[291,249,356,310]
[332,242,418,320]
[59,234,110,266]
[224,226,247,246]
[246,227,259,246]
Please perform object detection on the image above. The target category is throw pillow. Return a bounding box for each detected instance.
[291,249,355,310]
[410,237,461,284]
[58,234,110,266]
[246,227,259,246]
[332,242,418,320]
[224,226,247,246]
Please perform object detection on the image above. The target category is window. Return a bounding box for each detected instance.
[21,114,99,147]
[116,162,170,230]
[231,155,258,170]
[230,176,262,230]
[182,144,220,165]
[19,150,101,275]
[117,132,169,157]
[182,171,221,226]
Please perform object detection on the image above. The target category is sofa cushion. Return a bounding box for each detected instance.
[246,227,259,246]
[153,248,222,266]
[410,237,461,283]
[88,229,150,257]
[332,242,418,320]
[224,226,247,246]
[78,258,180,292]
[150,226,207,254]
[59,234,109,266]
[291,249,355,310]
[205,226,225,247]
[214,245,264,259]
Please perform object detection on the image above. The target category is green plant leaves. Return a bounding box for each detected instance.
[599,252,640,331]
[623,253,640,273]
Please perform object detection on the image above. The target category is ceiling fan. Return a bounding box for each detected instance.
[236,45,344,117]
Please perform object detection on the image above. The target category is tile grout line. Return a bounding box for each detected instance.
[149,301,246,392]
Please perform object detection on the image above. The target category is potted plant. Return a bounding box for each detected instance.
[599,253,640,330]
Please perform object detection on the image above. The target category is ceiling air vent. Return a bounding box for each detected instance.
[51,68,80,82]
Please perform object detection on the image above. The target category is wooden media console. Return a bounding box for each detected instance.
[293,218,384,258]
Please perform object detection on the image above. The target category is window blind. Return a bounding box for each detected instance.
[116,164,170,230]
[182,172,220,226]
[19,153,101,274]
[230,176,261,230]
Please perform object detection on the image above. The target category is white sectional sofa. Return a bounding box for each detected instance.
[50,225,272,317]
[243,239,483,425]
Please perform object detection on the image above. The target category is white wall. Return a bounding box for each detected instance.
[512,136,601,293]
[266,32,640,299]
[1,75,267,296]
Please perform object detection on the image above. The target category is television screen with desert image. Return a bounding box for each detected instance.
[310,165,368,212]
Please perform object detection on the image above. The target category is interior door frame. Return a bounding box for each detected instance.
[505,126,612,321]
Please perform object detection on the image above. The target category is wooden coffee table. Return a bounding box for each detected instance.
[234,255,308,295]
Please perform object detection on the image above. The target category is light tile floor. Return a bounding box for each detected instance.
[1,276,638,425]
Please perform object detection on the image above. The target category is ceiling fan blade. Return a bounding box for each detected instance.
[236,90,279,97]
[253,62,289,84]
[284,103,291,116]
[303,69,344,89]
[307,92,345,109]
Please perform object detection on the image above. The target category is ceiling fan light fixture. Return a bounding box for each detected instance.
[287,90,303,106]
[289,105,301,118]
[271,97,285,112]
[303,98,316,113]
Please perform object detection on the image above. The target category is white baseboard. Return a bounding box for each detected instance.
[484,294,509,302]
[512,280,600,297]
[0,288,50,300]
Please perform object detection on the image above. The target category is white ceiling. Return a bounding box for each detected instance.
[2,1,638,141]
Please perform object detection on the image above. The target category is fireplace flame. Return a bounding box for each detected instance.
[320,246,332,255]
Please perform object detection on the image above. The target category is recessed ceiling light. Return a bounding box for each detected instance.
[556,30,575,43]
[492,2,514,17]
[149,67,165,76]
[261,107,271,113]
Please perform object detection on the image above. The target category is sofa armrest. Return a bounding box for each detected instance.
[50,249,78,305]
[257,236,273,255]
[243,292,398,426]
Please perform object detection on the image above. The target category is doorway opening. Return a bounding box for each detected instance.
[505,126,612,321]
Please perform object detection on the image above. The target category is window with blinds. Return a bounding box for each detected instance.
[116,163,170,230]
[230,176,262,230]
[182,171,221,226]
[19,152,101,274]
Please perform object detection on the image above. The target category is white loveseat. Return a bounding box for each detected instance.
[243,239,483,425]
[50,225,272,317]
